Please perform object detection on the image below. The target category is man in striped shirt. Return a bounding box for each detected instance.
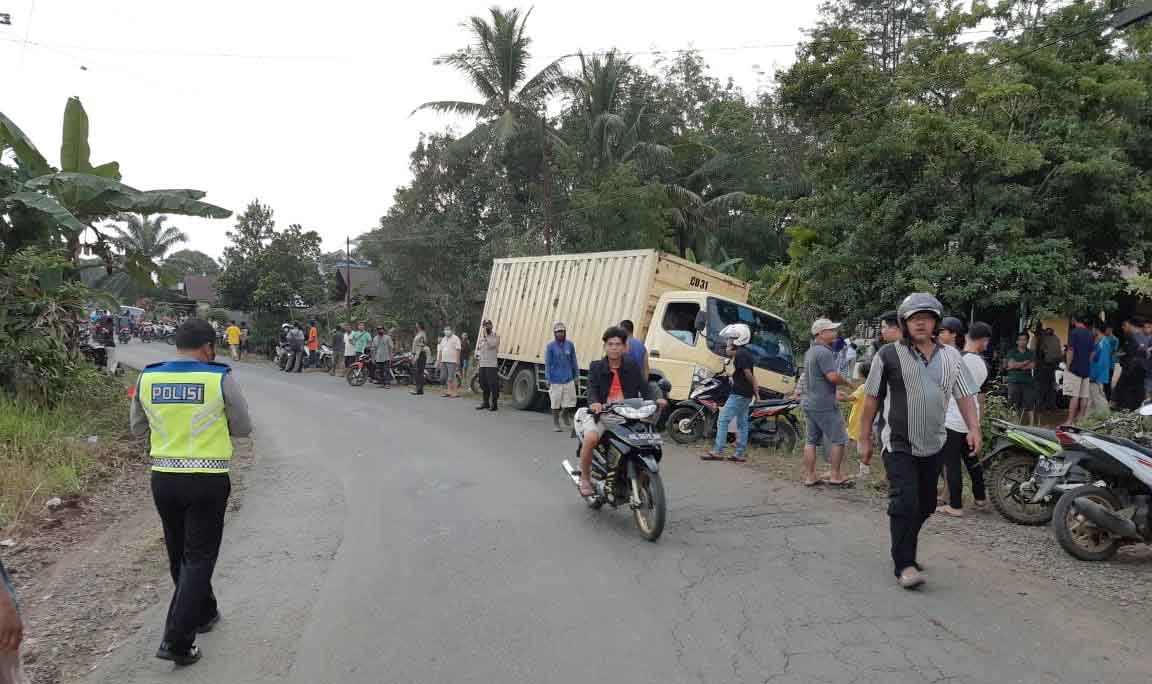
[857,293,982,590]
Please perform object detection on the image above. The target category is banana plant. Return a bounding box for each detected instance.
[0,97,230,285]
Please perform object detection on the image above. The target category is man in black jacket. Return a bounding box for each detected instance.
[575,326,667,497]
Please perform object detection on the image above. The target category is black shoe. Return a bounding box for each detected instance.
[156,642,201,666]
[489,406,498,412]
[476,404,489,410]
[196,612,220,634]
[411,391,423,395]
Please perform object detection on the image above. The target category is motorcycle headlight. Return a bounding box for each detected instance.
[613,404,658,420]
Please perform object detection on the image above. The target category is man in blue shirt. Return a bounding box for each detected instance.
[1089,321,1116,414]
[619,319,649,380]
[1065,317,1096,425]
[545,321,579,431]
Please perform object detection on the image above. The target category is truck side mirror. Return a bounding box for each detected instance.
[693,311,707,333]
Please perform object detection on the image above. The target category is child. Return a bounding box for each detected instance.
[845,362,871,478]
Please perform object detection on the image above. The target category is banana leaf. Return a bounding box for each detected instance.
[0,112,53,177]
[61,97,93,172]
[3,191,86,234]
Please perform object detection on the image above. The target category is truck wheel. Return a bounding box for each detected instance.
[511,366,538,411]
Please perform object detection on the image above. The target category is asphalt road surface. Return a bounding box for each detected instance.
[86,343,1151,684]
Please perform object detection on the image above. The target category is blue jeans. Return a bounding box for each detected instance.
[713,394,753,456]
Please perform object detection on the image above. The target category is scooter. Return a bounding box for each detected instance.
[1050,407,1152,562]
[980,418,1090,525]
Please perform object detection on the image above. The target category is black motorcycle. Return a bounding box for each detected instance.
[667,367,800,451]
[562,395,668,542]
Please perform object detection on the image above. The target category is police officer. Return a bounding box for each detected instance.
[130,318,252,665]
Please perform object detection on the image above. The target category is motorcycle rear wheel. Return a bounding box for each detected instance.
[633,471,666,542]
[347,367,367,387]
[988,451,1053,525]
[1053,485,1123,562]
[666,406,704,444]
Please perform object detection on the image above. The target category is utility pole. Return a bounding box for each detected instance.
[346,236,352,324]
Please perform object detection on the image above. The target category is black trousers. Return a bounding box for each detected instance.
[1036,362,1058,409]
[151,472,231,649]
[941,429,985,509]
[1115,364,1146,411]
[479,366,499,408]
[414,351,427,394]
[883,450,942,576]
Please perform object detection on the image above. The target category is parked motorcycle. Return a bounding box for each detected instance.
[117,327,132,344]
[316,344,334,371]
[346,353,372,387]
[666,366,799,451]
[1050,408,1152,561]
[562,393,669,541]
[981,419,1086,525]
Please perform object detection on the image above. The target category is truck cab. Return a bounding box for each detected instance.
[645,292,796,402]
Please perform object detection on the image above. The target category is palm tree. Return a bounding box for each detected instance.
[417,7,566,253]
[105,213,188,285]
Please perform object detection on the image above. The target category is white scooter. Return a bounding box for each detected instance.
[1051,406,1152,561]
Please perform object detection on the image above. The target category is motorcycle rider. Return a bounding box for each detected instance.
[575,326,667,497]
[702,324,758,463]
[857,293,981,589]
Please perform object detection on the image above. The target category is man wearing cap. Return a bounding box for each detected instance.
[545,321,579,431]
[802,319,853,486]
[858,293,981,590]
[475,319,501,411]
[129,318,252,665]
[938,317,964,348]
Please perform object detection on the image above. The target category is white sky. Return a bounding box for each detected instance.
[1,0,822,259]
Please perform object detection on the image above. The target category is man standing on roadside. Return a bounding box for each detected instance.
[225,320,242,362]
[938,322,992,517]
[342,323,355,376]
[1090,321,1115,415]
[1035,327,1063,410]
[306,320,320,369]
[798,319,853,486]
[858,293,981,590]
[544,321,578,429]
[937,317,964,349]
[287,323,306,373]
[330,325,345,376]
[475,320,501,411]
[130,318,252,665]
[349,322,372,367]
[411,323,429,396]
[620,319,650,380]
[1065,317,1095,425]
[440,326,462,398]
[1005,332,1036,424]
[372,327,394,388]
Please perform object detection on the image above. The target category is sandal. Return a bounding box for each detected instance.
[803,479,825,487]
[936,505,964,517]
[726,454,747,462]
[824,479,856,488]
[701,451,724,461]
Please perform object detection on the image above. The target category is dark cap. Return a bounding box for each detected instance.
[940,317,965,334]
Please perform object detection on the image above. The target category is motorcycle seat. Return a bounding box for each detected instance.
[752,398,794,408]
[1012,425,1058,443]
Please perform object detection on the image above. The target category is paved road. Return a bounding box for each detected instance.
[86,343,1151,684]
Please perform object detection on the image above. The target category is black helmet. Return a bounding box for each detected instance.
[940,317,965,335]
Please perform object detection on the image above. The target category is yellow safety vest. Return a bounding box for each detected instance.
[138,361,233,474]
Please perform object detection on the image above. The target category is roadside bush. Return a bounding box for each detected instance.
[0,248,93,407]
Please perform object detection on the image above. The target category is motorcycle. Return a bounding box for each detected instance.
[346,353,372,387]
[390,352,415,385]
[980,418,1088,525]
[317,344,334,372]
[666,366,800,451]
[562,392,669,542]
[117,327,132,344]
[1050,408,1152,562]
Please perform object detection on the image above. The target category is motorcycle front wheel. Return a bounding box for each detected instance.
[666,406,704,445]
[164,334,175,346]
[1053,485,1123,562]
[633,470,666,542]
[347,367,367,387]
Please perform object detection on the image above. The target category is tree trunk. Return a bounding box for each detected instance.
[540,122,556,256]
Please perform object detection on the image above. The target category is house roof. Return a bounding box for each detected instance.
[183,275,218,303]
[336,266,384,298]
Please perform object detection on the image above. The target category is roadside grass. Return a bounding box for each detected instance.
[0,367,136,530]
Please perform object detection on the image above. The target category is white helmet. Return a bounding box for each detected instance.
[718,323,752,347]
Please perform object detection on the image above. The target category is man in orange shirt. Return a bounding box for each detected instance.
[307,320,320,369]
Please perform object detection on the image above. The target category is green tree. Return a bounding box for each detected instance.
[163,249,220,278]
[417,6,566,253]
[105,213,188,284]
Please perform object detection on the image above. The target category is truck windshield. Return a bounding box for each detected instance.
[707,298,795,375]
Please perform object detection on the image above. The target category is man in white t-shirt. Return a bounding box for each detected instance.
[938,321,992,517]
[439,327,462,398]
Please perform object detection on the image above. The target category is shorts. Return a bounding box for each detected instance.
[1063,372,1091,399]
[1007,383,1034,411]
[442,362,458,382]
[549,381,577,409]
[804,408,848,447]
[574,407,622,440]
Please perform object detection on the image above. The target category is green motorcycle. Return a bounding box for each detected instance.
[980,419,1066,525]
